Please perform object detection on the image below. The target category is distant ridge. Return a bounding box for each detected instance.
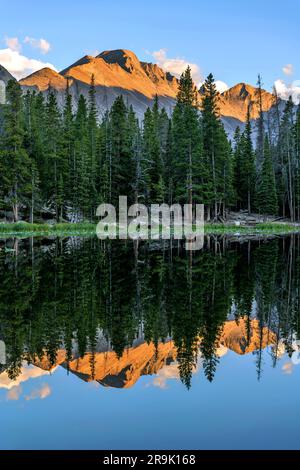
[0,49,281,134]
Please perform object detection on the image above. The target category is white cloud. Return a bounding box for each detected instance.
[24,36,51,55]
[85,49,100,57]
[215,80,229,93]
[151,48,202,84]
[282,362,293,375]
[5,36,21,52]
[282,64,294,76]
[0,47,57,80]
[25,383,51,401]
[0,363,56,390]
[152,358,202,389]
[274,79,300,104]
[199,79,229,94]
[7,385,22,401]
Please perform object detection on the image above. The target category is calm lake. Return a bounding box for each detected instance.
[0,235,300,450]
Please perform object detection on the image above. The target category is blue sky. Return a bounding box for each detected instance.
[0,0,299,94]
[1,351,300,449]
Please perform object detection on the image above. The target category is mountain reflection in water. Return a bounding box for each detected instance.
[0,235,299,390]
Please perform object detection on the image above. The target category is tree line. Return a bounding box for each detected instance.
[0,69,300,222]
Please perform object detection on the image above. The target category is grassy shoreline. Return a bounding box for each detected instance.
[0,221,300,237]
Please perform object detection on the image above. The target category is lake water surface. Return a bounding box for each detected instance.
[0,235,300,449]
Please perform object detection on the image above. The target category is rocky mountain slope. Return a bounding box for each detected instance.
[0,64,15,85]
[0,65,15,105]
[19,49,179,120]
[1,50,281,136]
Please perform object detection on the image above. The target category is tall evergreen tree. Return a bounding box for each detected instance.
[0,80,32,221]
[142,97,166,203]
[294,106,300,220]
[235,107,256,213]
[171,67,204,213]
[62,81,74,215]
[109,96,135,205]
[256,135,278,215]
[44,89,63,220]
[255,74,265,170]
[73,94,90,219]
[201,73,232,218]
[87,74,98,218]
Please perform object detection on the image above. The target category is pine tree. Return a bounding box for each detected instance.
[235,107,256,213]
[87,74,98,219]
[127,105,141,204]
[171,68,203,212]
[164,120,173,205]
[142,97,165,203]
[62,81,74,216]
[279,97,295,220]
[294,106,300,220]
[177,66,198,107]
[255,74,265,170]
[23,90,43,222]
[201,73,231,218]
[73,94,90,219]
[0,80,32,221]
[44,89,63,220]
[98,110,110,204]
[233,126,242,209]
[256,135,278,215]
[109,96,135,205]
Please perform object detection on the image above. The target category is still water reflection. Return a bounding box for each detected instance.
[0,235,300,449]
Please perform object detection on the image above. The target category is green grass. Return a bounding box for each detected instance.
[0,222,96,236]
[204,222,300,234]
[0,221,299,238]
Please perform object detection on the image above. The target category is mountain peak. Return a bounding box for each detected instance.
[225,82,261,98]
[97,49,141,73]
[219,82,276,121]
[19,67,67,91]
[50,49,179,105]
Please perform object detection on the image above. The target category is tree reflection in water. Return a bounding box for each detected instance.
[0,235,299,389]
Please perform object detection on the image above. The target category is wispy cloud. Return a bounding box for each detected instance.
[6,385,22,401]
[152,359,202,389]
[151,48,202,84]
[24,36,51,55]
[5,36,21,52]
[282,362,293,374]
[282,64,294,76]
[25,383,51,401]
